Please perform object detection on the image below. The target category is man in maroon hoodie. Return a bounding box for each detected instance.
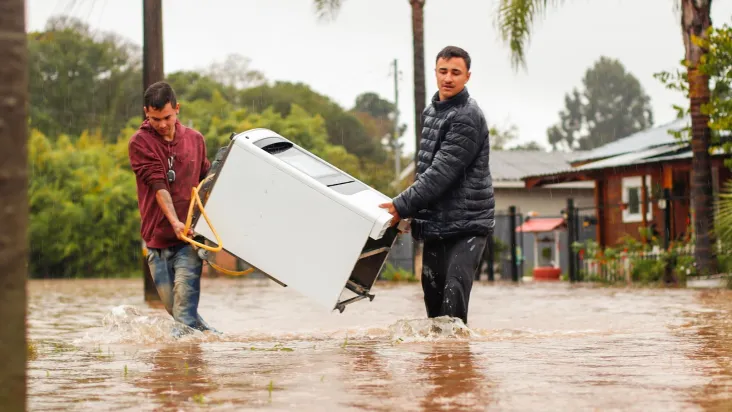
[128,81,217,336]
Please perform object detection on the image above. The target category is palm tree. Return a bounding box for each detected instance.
[313,0,427,278]
[313,0,426,172]
[0,0,29,409]
[495,0,718,275]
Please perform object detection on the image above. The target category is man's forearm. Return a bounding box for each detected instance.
[155,189,180,225]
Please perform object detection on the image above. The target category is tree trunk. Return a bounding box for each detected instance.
[0,0,29,409]
[409,0,426,278]
[682,0,717,275]
[410,0,426,161]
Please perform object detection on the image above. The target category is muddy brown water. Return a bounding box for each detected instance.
[26,278,732,411]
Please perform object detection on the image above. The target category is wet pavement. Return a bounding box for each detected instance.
[26,278,732,411]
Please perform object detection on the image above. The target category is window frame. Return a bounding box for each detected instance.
[621,175,653,223]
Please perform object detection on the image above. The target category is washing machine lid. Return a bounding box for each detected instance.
[236,130,358,188]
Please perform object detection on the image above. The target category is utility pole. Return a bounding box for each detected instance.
[392,58,401,177]
[142,0,164,302]
[0,0,29,409]
[143,0,164,95]
[410,0,426,282]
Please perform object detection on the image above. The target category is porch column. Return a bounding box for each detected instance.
[594,179,605,248]
[641,175,649,245]
[662,164,674,243]
[554,229,560,268]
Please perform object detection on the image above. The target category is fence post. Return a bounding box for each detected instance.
[566,198,576,283]
[518,212,525,279]
[663,188,671,250]
[509,206,519,282]
[575,207,582,281]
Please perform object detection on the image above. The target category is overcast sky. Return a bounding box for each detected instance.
[26,0,732,157]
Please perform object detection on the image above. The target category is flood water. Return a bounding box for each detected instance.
[26,278,732,411]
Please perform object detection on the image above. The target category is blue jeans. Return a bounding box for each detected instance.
[146,244,216,335]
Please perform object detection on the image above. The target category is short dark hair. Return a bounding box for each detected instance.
[435,46,471,70]
[144,81,177,110]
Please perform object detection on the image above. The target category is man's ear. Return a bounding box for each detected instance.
[466,71,471,82]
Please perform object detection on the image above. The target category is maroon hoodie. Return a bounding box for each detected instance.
[128,119,210,249]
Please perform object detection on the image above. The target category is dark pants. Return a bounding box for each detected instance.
[421,234,487,325]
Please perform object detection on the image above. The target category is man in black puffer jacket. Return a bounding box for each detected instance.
[380,45,494,326]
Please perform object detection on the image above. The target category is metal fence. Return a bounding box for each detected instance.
[485,207,524,281]
[481,205,595,281]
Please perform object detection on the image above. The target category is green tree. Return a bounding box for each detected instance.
[547,57,654,151]
[166,71,237,104]
[28,129,141,277]
[28,16,142,140]
[176,89,331,158]
[353,92,397,119]
[656,21,732,167]
[351,92,407,157]
[353,111,393,146]
[166,54,266,107]
[239,81,386,161]
[496,0,718,275]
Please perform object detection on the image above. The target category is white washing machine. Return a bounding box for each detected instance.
[192,128,404,313]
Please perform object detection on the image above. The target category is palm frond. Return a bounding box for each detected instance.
[494,0,565,71]
[313,0,345,22]
[716,179,732,246]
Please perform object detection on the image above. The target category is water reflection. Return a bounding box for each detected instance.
[683,290,732,411]
[339,341,397,411]
[337,340,492,411]
[136,343,214,409]
[417,342,492,412]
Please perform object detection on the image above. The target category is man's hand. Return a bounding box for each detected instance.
[379,202,400,227]
[171,220,192,240]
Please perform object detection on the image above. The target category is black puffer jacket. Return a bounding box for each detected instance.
[393,87,495,240]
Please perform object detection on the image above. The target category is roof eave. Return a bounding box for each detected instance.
[524,172,597,189]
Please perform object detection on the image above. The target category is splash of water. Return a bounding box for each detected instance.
[75,305,222,345]
[388,316,479,343]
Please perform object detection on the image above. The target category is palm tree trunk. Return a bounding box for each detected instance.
[410,0,426,161]
[0,0,29,409]
[409,0,426,278]
[682,0,717,275]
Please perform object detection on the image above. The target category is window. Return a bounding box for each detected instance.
[276,146,340,179]
[273,146,354,187]
[621,175,652,223]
